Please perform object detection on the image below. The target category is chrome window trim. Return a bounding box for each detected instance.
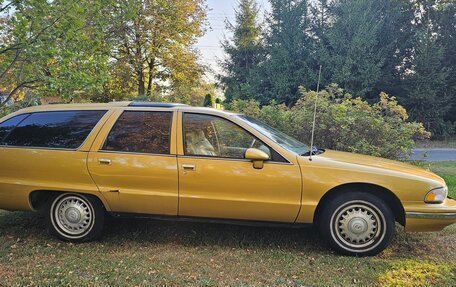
[178,155,293,165]
[0,145,81,152]
[96,150,177,158]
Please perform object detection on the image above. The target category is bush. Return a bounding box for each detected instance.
[227,84,430,159]
[203,93,214,107]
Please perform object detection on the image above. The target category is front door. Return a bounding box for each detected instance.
[88,109,179,215]
[177,113,302,223]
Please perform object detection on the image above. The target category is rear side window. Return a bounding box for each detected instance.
[103,111,172,154]
[0,114,29,143]
[3,111,106,149]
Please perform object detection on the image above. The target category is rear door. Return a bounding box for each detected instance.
[87,108,179,215]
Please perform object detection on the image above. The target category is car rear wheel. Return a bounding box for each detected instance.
[47,193,105,242]
[319,192,395,256]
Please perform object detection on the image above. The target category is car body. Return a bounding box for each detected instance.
[0,102,455,255]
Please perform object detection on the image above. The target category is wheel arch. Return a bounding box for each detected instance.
[313,183,405,226]
[29,190,109,212]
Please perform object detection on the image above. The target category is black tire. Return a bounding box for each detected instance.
[46,193,105,242]
[318,191,395,256]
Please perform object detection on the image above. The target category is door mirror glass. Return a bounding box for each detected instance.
[245,148,269,169]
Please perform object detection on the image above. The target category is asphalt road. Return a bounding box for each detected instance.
[410,148,456,161]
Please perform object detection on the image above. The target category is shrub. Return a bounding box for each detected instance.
[203,93,214,107]
[228,84,430,159]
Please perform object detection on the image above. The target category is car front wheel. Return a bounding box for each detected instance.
[319,192,395,256]
[47,193,105,242]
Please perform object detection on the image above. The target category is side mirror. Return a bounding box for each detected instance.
[244,148,270,169]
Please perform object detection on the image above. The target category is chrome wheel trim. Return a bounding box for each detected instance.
[330,200,386,253]
[50,194,95,239]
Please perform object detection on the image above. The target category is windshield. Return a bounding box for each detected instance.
[237,115,310,155]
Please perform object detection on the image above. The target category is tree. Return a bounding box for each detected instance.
[434,1,456,127]
[110,0,206,98]
[309,0,334,86]
[0,0,113,106]
[256,0,314,106]
[372,0,416,99]
[402,30,449,134]
[395,0,452,136]
[0,0,207,106]
[324,0,390,98]
[220,0,262,103]
[308,0,417,101]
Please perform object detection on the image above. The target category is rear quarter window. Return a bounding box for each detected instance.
[0,114,30,142]
[2,110,107,149]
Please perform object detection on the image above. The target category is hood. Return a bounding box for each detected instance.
[315,149,445,185]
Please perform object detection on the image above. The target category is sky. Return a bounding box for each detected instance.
[195,0,271,81]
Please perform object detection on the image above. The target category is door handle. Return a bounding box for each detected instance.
[98,158,112,165]
[182,164,196,170]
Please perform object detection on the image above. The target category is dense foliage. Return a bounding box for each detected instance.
[219,0,263,102]
[221,0,456,137]
[1,0,454,143]
[0,0,113,104]
[228,85,430,159]
[0,0,208,106]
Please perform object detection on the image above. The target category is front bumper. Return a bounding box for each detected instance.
[405,197,456,232]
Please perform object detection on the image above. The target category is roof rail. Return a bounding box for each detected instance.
[128,102,188,108]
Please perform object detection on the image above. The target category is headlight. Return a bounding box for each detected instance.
[424,187,448,204]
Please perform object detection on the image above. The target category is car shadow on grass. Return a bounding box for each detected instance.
[0,211,330,254]
[104,216,327,252]
[0,210,455,261]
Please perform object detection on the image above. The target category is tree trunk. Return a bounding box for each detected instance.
[146,59,155,97]
[137,67,145,96]
[146,74,153,97]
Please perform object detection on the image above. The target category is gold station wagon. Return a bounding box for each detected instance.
[0,102,455,256]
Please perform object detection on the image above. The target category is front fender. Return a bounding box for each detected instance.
[295,155,442,224]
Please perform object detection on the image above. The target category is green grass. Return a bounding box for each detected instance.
[416,139,456,149]
[427,161,456,198]
[0,162,455,286]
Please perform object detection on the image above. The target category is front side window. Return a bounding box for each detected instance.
[3,111,106,149]
[237,115,310,155]
[183,113,273,160]
[103,111,172,154]
[0,114,29,143]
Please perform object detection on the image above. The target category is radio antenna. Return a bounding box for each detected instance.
[309,65,322,161]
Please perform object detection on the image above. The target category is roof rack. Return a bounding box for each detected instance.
[128,102,187,108]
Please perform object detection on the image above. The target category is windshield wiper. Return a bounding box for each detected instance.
[301,146,325,156]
